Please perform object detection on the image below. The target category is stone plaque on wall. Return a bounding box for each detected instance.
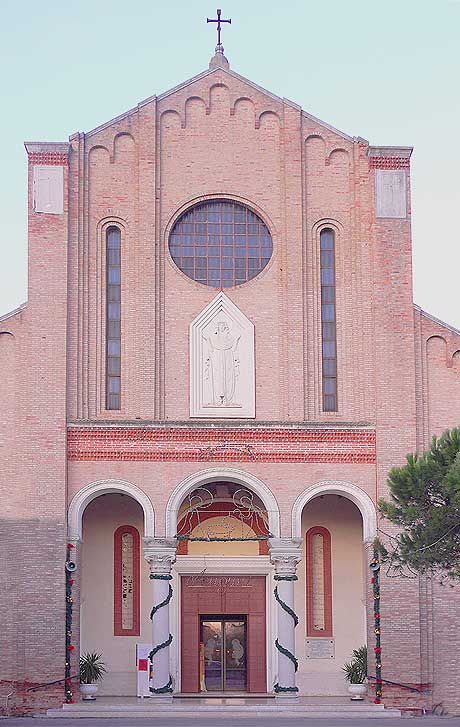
[375,169,407,219]
[306,638,335,659]
[190,292,255,418]
[33,165,64,214]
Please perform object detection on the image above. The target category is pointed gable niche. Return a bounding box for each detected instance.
[190,292,255,418]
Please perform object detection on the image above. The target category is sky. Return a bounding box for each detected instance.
[1,0,459,326]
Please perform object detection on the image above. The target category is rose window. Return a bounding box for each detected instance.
[168,200,273,288]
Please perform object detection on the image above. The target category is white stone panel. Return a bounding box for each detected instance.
[33,165,64,214]
[375,169,407,218]
[190,292,255,418]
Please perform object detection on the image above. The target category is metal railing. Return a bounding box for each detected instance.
[25,674,79,692]
[368,675,431,694]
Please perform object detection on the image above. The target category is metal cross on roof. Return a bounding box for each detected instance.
[207,8,231,48]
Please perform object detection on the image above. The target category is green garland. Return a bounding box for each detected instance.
[274,638,298,672]
[274,586,299,627]
[149,573,174,694]
[176,535,268,542]
[150,584,173,620]
[150,676,173,695]
[149,632,173,660]
[149,573,173,581]
[64,544,75,704]
[274,574,298,582]
[370,549,382,704]
[273,572,299,694]
[274,684,299,693]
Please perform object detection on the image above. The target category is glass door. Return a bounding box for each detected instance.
[224,619,246,691]
[201,620,223,691]
[200,617,247,692]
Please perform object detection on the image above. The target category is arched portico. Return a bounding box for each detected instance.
[67,478,155,540]
[291,480,377,543]
[165,466,281,538]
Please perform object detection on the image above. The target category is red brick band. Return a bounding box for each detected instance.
[370,156,410,169]
[28,152,68,165]
[67,426,376,463]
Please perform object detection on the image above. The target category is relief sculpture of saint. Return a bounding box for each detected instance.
[204,321,241,407]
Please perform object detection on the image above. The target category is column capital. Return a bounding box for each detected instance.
[269,538,302,575]
[143,537,177,574]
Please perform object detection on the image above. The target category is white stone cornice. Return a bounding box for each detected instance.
[367,145,413,158]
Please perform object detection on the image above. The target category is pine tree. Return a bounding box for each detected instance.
[378,428,460,578]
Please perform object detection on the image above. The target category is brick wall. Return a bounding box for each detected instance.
[0,144,69,712]
[2,60,460,714]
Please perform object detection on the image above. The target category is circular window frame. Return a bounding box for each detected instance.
[165,194,276,289]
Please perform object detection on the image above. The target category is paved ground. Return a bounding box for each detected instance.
[2,718,460,726]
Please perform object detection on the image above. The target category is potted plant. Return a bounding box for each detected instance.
[342,645,367,701]
[79,652,106,700]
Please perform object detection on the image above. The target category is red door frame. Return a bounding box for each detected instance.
[181,575,267,693]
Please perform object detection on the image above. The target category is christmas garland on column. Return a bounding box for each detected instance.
[149,573,174,695]
[273,573,299,694]
[65,543,76,704]
[370,549,382,704]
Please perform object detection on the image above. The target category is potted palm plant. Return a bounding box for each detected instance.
[79,652,106,701]
[342,645,367,700]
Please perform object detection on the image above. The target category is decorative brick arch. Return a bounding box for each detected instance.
[291,480,377,543]
[165,467,280,539]
[68,479,155,540]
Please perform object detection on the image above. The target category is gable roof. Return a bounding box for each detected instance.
[74,58,354,142]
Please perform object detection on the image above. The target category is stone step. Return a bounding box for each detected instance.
[46,709,402,719]
[46,702,402,718]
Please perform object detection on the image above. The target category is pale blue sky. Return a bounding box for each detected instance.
[1,0,459,326]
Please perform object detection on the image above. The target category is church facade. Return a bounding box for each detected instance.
[1,42,460,715]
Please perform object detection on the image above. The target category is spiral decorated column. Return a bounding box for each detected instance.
[143,538,177,700]
[269,538,302,700]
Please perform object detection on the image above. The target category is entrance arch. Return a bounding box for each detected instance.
[291,480,377,542]
[166,467,280,538]
[168,468,279,694]
[68,478,155,540]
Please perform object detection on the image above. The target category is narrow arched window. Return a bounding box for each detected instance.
[320,229,337,411]
[114,525,140,636]
[106,226,121,410]
[306,526,332,637]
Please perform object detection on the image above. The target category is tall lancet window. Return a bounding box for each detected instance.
[320,228,337,411]
[106,226,121,410]
[306,526,333,637]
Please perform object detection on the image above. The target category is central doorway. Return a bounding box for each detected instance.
[181,575,266,693]
[201,616,247,692]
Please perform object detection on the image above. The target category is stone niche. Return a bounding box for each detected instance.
[190,292,255,418]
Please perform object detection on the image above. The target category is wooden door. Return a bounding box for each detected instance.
[181,575,266,693]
